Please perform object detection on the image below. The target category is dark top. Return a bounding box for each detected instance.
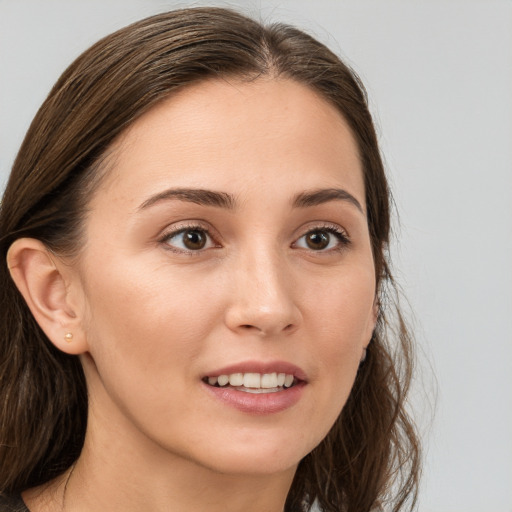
[0,495,29,512]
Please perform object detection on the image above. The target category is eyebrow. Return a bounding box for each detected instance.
[138,188,236,210]
[292,188,364,214]
[138,186,363,213]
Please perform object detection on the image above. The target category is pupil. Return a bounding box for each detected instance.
[307,231,329,250]
[184,230,206,250]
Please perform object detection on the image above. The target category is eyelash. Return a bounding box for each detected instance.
[159,223,350,254]
[293,225,351,253]
[159,223,218,255]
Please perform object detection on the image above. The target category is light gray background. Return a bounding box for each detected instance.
[1,1,511,511]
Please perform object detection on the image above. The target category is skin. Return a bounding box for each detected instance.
[10,78,377,512]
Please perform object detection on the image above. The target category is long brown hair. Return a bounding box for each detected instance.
[0,7,420,511]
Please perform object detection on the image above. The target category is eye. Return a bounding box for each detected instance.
[162,227,215,252]
[294,227,349,251]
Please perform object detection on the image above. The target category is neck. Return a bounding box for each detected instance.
[65,435,296,512]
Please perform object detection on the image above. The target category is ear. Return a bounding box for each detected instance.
[364,296,379,347]
[371,297,379,334]
[7,238,88,355]
[360,298,379,363]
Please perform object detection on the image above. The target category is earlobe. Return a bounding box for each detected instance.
[362,297,379,361]
[364,297,379,338]
[6,238,88,355]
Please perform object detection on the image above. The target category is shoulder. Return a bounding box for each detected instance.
[0,495,29,512]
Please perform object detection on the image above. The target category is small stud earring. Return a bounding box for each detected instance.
[64,332,73,343]
[360,348,367,363]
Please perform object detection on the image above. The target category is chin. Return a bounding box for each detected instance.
[200,452,301,477]
[182,430,315,477]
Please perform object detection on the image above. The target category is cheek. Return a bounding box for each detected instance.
[303,264,375,346]
[79,259,222,377]
[77,260,224,439]
[294,265,375,441]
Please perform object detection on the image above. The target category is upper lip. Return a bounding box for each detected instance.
[204,360,307,382]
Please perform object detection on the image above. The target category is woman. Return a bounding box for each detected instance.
[0,7,420,512]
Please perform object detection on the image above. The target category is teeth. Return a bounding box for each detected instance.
[261,372,277,388]
[243,373,261,388]
[217,374,229,386]
[228,373,244,386]
[284,374,294,387]
[235,387,281,394]
[206,372,296,389]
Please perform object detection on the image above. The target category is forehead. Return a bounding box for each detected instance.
[96,78,365,208]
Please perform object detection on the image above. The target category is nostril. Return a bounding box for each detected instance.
[238,323,296,334]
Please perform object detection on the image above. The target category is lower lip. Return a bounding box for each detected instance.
[202,382,305,414]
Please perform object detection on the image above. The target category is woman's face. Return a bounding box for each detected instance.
[72,78,376,476]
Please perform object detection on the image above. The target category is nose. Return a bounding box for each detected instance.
[224,249,302,337]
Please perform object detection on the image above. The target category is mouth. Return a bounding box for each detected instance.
[202,363,306,413]
[202,372,299,394]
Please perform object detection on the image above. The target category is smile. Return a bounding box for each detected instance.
[202,362,307,413]
[204,372,296,393]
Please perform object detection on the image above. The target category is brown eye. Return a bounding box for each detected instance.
[182,230,207,250]
[164,228,213,252]
[294,227,349,252]
[305,231,330,250]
